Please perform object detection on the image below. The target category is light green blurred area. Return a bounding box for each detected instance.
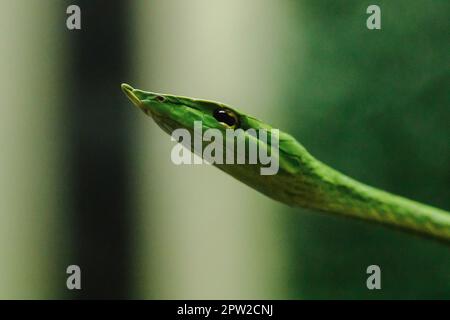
[0,1,69,298]
[129,0,295,299]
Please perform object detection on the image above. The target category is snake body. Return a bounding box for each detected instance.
[121,83,450,242]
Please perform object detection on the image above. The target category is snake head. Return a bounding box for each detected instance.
[121,83,248,134]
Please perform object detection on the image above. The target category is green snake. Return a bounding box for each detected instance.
[121,83,450,242]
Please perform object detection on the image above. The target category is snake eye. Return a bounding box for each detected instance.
[155,95,166,102]
[213,108,239,128]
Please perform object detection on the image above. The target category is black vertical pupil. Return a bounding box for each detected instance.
[213,109,236,126]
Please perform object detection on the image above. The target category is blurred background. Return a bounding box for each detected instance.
[0,0,449,299]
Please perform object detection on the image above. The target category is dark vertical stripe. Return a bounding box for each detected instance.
[66,0,131,299]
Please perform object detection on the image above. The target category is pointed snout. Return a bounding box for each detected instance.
[121,83,149,109]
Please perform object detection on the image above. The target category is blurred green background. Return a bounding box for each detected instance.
[0,0,448,299]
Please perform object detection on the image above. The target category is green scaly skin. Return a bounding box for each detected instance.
[121,83,450,242]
